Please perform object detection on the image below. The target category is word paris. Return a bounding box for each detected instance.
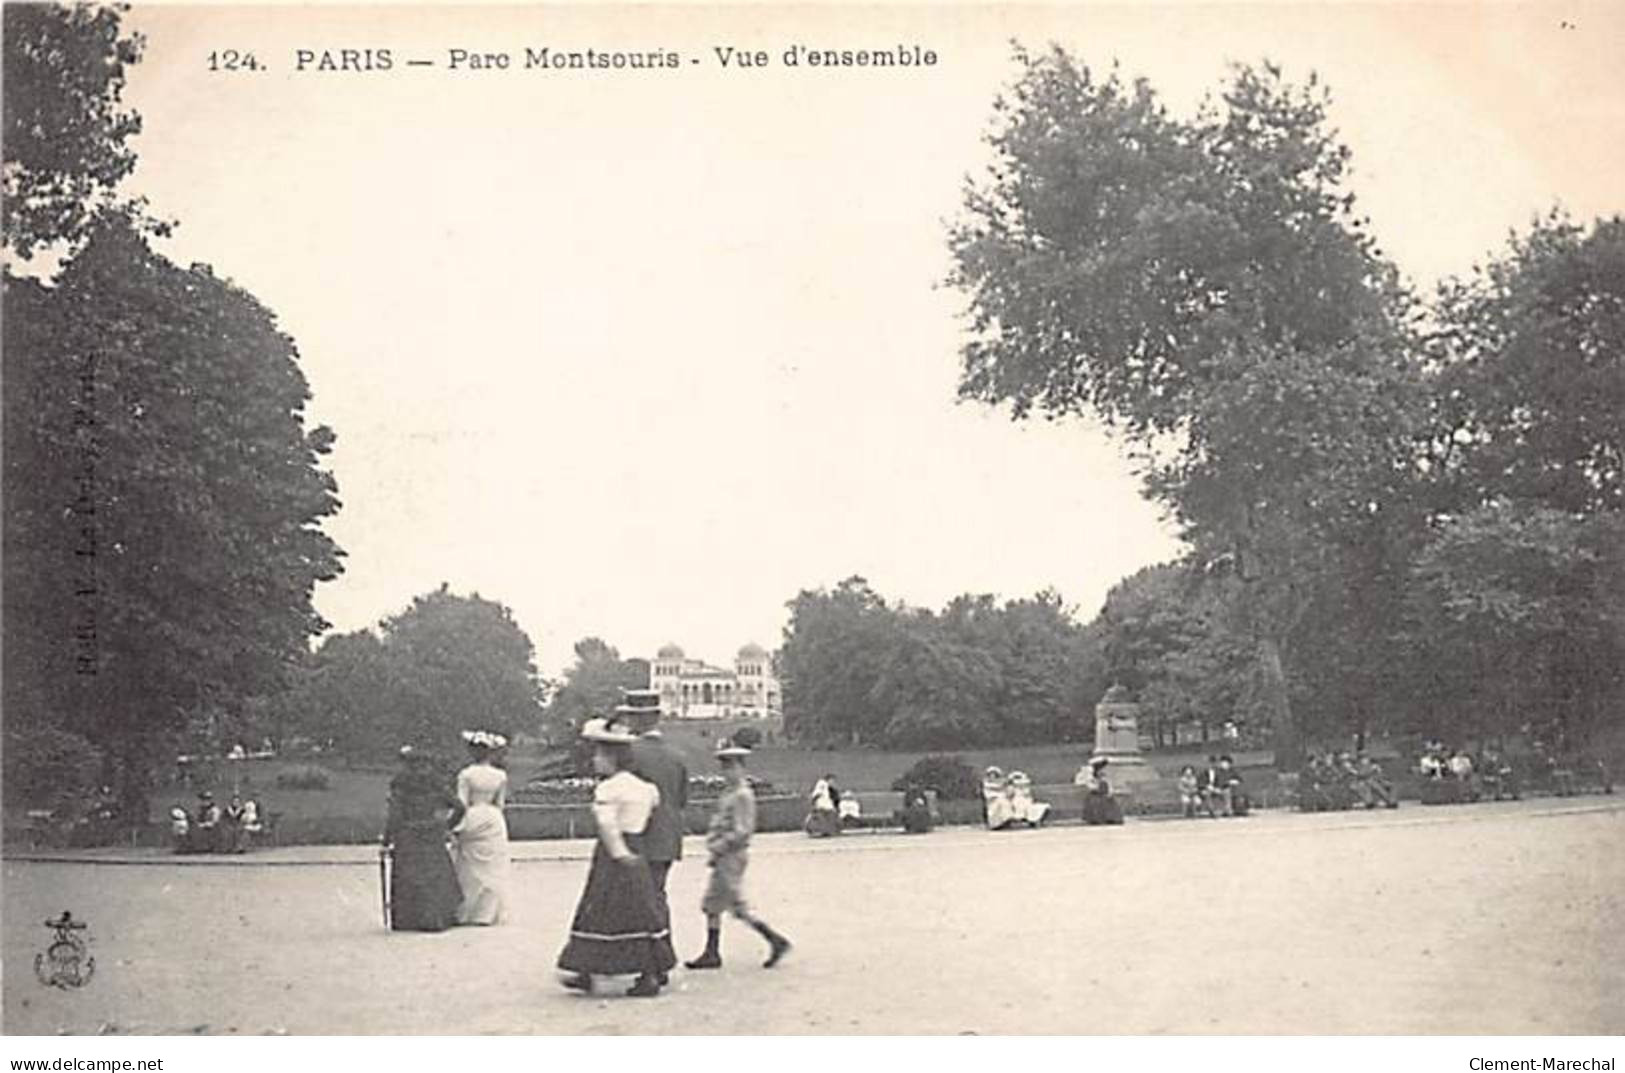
[287,44,937,74]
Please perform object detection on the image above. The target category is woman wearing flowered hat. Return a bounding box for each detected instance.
[982,766,1016,830]
[453,730,512,925]
[556,717,677,997]
[383,746,466,931]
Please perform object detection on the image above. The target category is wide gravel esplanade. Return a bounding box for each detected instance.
[4,798,1621,1034]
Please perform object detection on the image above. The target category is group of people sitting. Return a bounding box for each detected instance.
[804,774,848,836]
[1298,751,1398,811]
[1417,741,1518,804]
[804,775,935,835]
[170,790,262,853]
[1175,754,1251,818]
[982,766,1051,830]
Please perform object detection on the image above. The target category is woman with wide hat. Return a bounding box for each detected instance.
[557,718,677,997]
[383,746,466,932]
[982,766,1016,830]
[1078,757,1125,826]
[803,774,841,838]
[453,730,512,925]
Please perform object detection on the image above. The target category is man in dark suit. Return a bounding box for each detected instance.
[620,688,688,986]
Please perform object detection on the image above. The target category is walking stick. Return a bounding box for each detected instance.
[378,844,392,929]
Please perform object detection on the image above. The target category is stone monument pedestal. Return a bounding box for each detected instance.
[1090,685,1162,791]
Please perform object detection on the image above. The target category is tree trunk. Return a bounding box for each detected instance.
[1259,636,1300,770]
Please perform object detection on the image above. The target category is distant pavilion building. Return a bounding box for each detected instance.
[648,643,781,720]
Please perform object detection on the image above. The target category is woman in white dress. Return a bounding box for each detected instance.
[982,766,1016,830]
[1006,770,1050,826]
[453,730,511,925]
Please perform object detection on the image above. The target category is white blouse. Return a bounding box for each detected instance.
[593,771,660,835]
[457,763,508,808]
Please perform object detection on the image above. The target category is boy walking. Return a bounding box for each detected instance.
[685,737,792,970]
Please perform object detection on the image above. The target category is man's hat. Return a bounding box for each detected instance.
[1090,756,1110,769]
[614,689,662,718]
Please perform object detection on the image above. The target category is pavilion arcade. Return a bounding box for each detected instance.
[648,643,781,720]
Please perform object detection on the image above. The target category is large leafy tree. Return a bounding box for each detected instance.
[1411,215,1625,748]
[948,49,1419,764]
[283,587,543,763]
[1094,563,1254,747]
[3,222,344,810]
[379,585,543,746]
[2,2,157,260]
[780,577,1104,748]
[543,636,646,739]
[1428,214,1624,517]
[780,577,899,746]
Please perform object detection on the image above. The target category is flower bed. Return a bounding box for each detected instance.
[514,773,776,805]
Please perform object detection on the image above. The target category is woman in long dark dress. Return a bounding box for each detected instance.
[384,747,466,932]
[557,718,677,997]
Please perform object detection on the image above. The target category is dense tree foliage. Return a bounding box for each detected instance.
[3,222,344,814]
[780,577,1105,748]
[276,586,543,763]
[2,2,157,260]
[946,48,1624,763]
[543,637,647,741]
[1407,215,1625,751]
[1094,564,1254,747]
[3,4,345,821]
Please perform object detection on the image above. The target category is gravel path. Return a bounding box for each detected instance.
[5,798,1621,1035]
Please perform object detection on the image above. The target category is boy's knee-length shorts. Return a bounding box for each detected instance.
[701,851,749,916]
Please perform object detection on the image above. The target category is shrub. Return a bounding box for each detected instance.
[731,725,763,749]
[891,754,981,800]
[275,764,332,791]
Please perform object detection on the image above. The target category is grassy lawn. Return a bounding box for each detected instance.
[181,732,1278,835]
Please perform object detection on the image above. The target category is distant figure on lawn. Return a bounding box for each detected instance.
[168,805,190,849]
[982,767,1016,830]
[194,792,223,852]
[1215,756,1248,816]
[223,794,263,853]
[1177,765,1207,818]
[683,736,791,972]
[1005,770,1050,827]
[1354,754,1398,809]
[900,783,933,834]
[1076,758,1124,825]
[383,746,466,933]
[453,730,511,925]
[805,775,841,838]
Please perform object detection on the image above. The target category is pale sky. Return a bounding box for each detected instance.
[114,3,1624,677]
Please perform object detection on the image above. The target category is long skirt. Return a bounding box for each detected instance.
[454,804,511,925]
[391,825,462,932]
[804,807,841,838]
[1081,792,1124,826]
[557,834,677,977]
[984,793,1016,830]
